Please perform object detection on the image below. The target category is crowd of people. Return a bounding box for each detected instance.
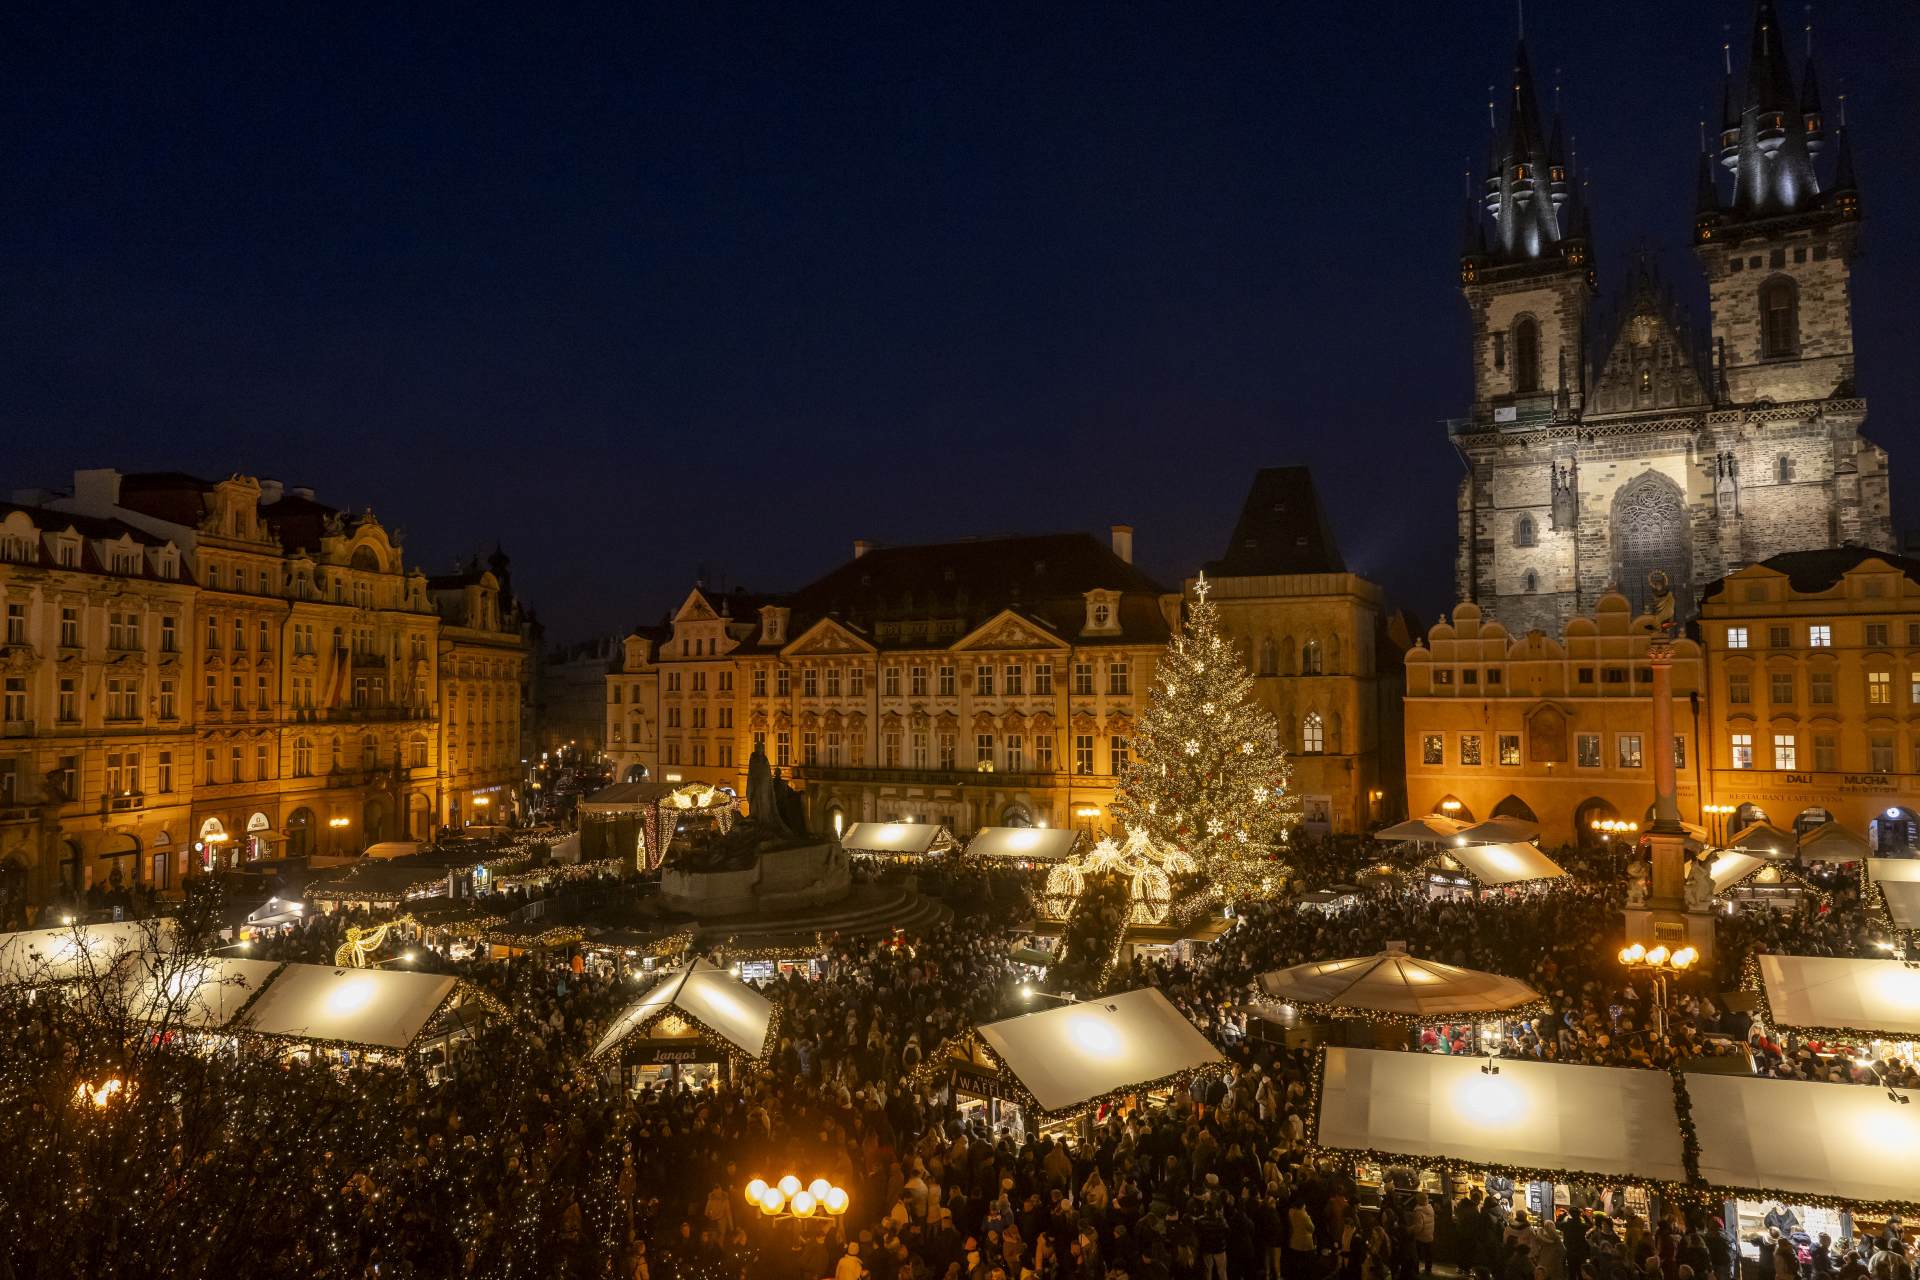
[1,830,1915,1280]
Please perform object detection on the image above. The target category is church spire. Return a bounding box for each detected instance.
[1718,0,1820,216]
[1476,36,1582,269]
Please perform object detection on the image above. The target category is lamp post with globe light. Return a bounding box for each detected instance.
[1617,942,1698,1040]
[744,1174,849,1223]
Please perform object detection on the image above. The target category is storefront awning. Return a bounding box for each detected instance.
[972,986,1223,1116]
[1877,878,1920,933]
[1258,945,1543,1021]
[964,827,1080,862]
[1686,1072,1920,1210]
[591,958,774,1061]
[1313,1047,1688,1187]
[1727,821,1798,858]
[1757,954,1920,1041]
[840,822,955,857]
[0,918,180,986]
[1374,817,1467,843]
[1432,843,1566,888]
[238,965,464,1051]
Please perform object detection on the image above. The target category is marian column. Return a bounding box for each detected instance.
[1623,638,1715,959]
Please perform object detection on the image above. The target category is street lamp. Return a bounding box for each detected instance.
[1016,981,1076,1006]
[1439,799,1462,816]
[745,1175,849,1220]
[1702,804,1736,848]
[1618,942,1698,1039]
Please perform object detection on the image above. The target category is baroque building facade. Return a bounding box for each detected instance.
[1696,548,1920,853]
[607,529,1174,837]
[1453,2,1890,636]
[1195,469,1407,834]
[1403,595,1703,848]
[0,468,531,916]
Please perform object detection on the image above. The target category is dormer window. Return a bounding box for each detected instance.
[53,538,80,569]
[1093,603,1110,627]
[1082,590,1121,636]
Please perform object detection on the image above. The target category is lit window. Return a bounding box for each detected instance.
[1301,713,1324,755]
[1617,735,1643,769]
[1459,734,1481,766]
[1772,735,1796,770]
[1576,734,1601,768]
[1497,734,1520,766]
[1808,624,1831,648]
[1731,733,1753,769]
[1868,671,1892,705]
[1421,734,1443,766]
[1726,626,1748,650]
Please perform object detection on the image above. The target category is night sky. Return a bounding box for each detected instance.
[7,2,1918,643]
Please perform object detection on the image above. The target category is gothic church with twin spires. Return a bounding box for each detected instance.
[1452,0,1891,635]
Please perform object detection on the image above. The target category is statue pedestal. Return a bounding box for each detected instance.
[1624,828,1715,961]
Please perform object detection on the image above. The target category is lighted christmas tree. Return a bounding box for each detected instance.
[1112,573,1298,894]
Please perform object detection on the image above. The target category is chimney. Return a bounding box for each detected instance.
[853,539,873,559]
[291,486,315,500]
[1109,524,1134,564]
[258,478,285,504]
[71,469,123,517]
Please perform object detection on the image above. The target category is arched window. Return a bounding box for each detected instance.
[1512,316,1540,394]
[1301,712,1324,755]
[1776,455,1794,484]
[1257,637,1276,676]
[1523,570,1538,593]
[1301,640,1323,676]
[1760,277,1798,357]
[1514,514,1537,547]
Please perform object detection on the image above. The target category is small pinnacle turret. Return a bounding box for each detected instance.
[1464,37,1589,279]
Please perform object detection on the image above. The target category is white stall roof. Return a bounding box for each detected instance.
[1315,1048,1688,1186]
[1867,858,1920,884]
[1877,879,1920,932]
[974,986,1223,1115]
[965,827,1080,862]
[238,964,461,1050]
[1758,954,1920,1040]
[840,822,953,855]
[1258,947,1542,1019]
[1374,817,1466,843]
[1456,817,1542,843]
[1729,822,1797,858]
[0,918,179,986]
[1687,1072,1920,1207]
[1437,843,1566,887]
[1798,821,1873,861]
[591,958,774,1060]
[119,955,284,1030]
[365,841,424,860]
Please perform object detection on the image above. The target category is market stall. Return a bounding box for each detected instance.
[1874,878,1920,935]
[116,954,285,1030]
[934,987,1223,1144]
[0,918,179,987]
[590,958,775,1090]
[1752,955,1920,1065]
[1420,843,1566,897]
[1797,821,1874,863]
[1685,1071,1920,1250]
[1710,852,1827,912]
[839,821,957,861]
[230,962,497,1065]
[1374,817,1468,843]
[963,826,1080,866]
[1455,817,1542,843]
[1728,822,1798,859]
[1256,943,1544,1052]
[1312,1047,1687,1218]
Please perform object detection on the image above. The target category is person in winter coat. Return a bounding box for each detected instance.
[1410,1195,1437,1276]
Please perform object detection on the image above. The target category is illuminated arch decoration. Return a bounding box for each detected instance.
[1043,828,1199,925]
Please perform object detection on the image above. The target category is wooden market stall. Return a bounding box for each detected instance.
[963,826,1081,866]
[839,822,957,861]
[1752,954,1920,1064]
[590,958,776,1090]
[1421,843,1567,898]
[1312,1047,1688,1220]
[1256,943,1544,1052]
[0,918,179,987]
[1686,1072,1920,1256]
[936,987,1224,1144]
[1709,851,1827,912]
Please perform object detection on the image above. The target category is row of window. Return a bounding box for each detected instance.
[3,676,176,724]
[664,704,734,730]
[1728,730,1901,774]
[1725,622,1919,650]
[1420,731,1685,771]
[1725,667,1920,708]
[6,602,183,653]
[0,535,174,576]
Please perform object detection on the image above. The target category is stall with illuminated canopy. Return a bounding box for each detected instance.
[236,963,496,1065]
[1750,953,1920,1068]
[1420,843,1567,898]
[590,958,776,1090]
[839,822,957,862]
[933,987,1224,1143]
[1256,943,1545,1053]
[1866,859,1920,942]
[964,826,1081,866]
[1709,851,1827,913]
[1311,1047,1688,1221]
[0,918,179,988]
[1686,1071,1920,1256]
[1374,816,1467,844]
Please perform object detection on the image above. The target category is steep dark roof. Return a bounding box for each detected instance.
[0,501,171,547]
[258,493,340,553]
[1702,546,1920,599]
[1205,468,1345,577]
[114,472,216,527]
[772,532,1169,649]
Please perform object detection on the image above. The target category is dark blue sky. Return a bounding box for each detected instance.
[6,2,1917,643]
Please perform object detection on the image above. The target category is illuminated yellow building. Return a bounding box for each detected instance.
[1697,548,1920,852]
[609,530,1173,836]
[1403,594,1701,847]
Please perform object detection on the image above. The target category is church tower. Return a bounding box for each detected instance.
[1692,0,1890,557]
[1454,36,1594,632]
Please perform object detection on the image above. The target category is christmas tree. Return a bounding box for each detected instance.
[1112,573,1298,893]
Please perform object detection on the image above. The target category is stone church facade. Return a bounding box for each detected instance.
[1452,1,1892,637]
